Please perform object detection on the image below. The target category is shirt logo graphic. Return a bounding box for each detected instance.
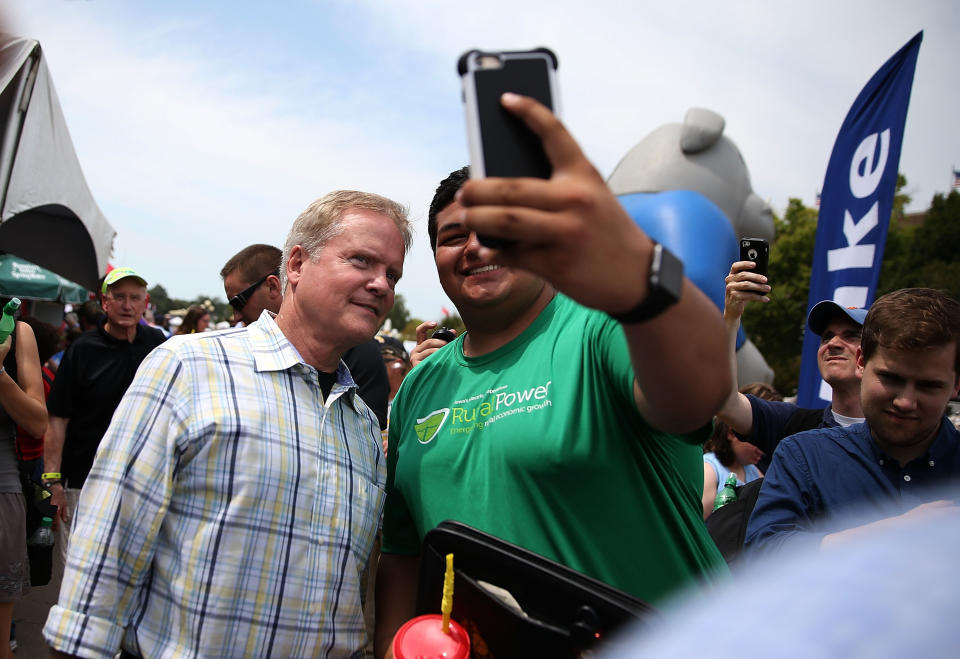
[414,408,449,444]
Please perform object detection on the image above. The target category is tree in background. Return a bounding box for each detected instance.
[147,284,171,313]
[148,284,231,323]
[400,319,424,342]
[882,188,960,300]
[742,198,818,395]
[386,294,411,333]
[743,176,959,396]
[437,313,466,339]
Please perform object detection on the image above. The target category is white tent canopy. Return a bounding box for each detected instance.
[0,34,115,292]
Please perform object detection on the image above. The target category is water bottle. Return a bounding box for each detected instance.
[713,473,739,511]
[0,297,21,343]
[27,516,55,547]
[27,515,55,585]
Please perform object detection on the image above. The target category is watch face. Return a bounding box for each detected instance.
[657,244,685,301]
[609,243,684,324]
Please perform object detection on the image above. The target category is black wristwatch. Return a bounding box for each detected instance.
[608,242,684,324]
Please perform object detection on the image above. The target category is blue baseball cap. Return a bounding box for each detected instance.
[807,300,868,336]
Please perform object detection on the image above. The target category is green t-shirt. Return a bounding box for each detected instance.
[382,294,726,604]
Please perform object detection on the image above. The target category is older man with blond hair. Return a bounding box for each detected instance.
[45,191,411,658]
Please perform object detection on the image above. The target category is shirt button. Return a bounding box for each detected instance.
[929,460,936,467]
[903,474,912,482]
[879,459,885,466]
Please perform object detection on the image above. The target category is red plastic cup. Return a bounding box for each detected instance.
[391,614,471,659]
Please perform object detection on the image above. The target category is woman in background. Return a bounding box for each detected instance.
[702,418,763,519]
[176,306,211,335]
[0,316,47,659]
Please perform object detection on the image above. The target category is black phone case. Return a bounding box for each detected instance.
[458,48,558,180]
[739,238,769,277]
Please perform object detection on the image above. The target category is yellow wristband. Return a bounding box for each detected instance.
[41,472,62,480]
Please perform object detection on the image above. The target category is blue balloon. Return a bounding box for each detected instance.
[617,190,746,348]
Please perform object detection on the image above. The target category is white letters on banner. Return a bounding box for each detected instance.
[825,129,891,307]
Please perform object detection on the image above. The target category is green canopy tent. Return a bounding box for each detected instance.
[0,252,90,303]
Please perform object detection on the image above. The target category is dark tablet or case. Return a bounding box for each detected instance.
[416,520,655,658]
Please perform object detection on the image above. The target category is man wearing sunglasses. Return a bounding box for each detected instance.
[221,243,391,430]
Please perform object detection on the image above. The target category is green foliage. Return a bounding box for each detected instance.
[401,318,424,342]
[438,314,466,338]
[742,198,818,395]
[396,313,466,342]
[147,285,173,314]
[387,294,411,332]
[895,189,960,300]
[743,177,959,395]
[148,284,231,323]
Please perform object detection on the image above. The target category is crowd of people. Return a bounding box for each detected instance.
[0,93,957,658]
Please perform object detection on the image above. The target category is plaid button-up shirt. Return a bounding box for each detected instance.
[44,312,385,658]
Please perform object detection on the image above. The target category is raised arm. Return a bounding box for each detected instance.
[458,93,730,432]
[714,261,770,434]
[0,322,48,437]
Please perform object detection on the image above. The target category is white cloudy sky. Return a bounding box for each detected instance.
[4,0,957,320]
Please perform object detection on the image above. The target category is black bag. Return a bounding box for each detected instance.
[19,462,57,586]
[705,477,764,570]
[416,520,655,658]
[711,406,826,564]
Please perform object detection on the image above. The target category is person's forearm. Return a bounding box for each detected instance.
[821,500,959,549]
[44,416,68,475]
[0,370,47,436]
[625,279,731,433]
[713,311,754,435]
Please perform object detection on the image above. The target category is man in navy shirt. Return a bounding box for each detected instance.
[719,261,866,471]
[746,288,960,554]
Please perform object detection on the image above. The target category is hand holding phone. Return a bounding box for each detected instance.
[432,327,456,343]
[458,48,559,179]
[409,322,457,368]
[459,48,559,248]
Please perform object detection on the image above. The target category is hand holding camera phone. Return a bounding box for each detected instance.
[739,238,769,277]
[458,47,559,247]
[432,327,456,344]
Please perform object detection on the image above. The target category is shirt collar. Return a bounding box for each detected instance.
[247,310,360,407]
[863,416,958,467]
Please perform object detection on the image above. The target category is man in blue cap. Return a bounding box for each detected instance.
[43,267,167,560]
[746,288,960,554]
[717,261,867,472]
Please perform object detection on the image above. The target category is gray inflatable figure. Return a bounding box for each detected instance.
[608,108,775,386]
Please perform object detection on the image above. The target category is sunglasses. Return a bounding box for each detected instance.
[228,271,277,311]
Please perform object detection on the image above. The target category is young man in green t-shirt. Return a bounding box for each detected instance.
[375,94,732,657]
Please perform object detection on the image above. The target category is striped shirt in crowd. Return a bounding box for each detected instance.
[44,311,386,658]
